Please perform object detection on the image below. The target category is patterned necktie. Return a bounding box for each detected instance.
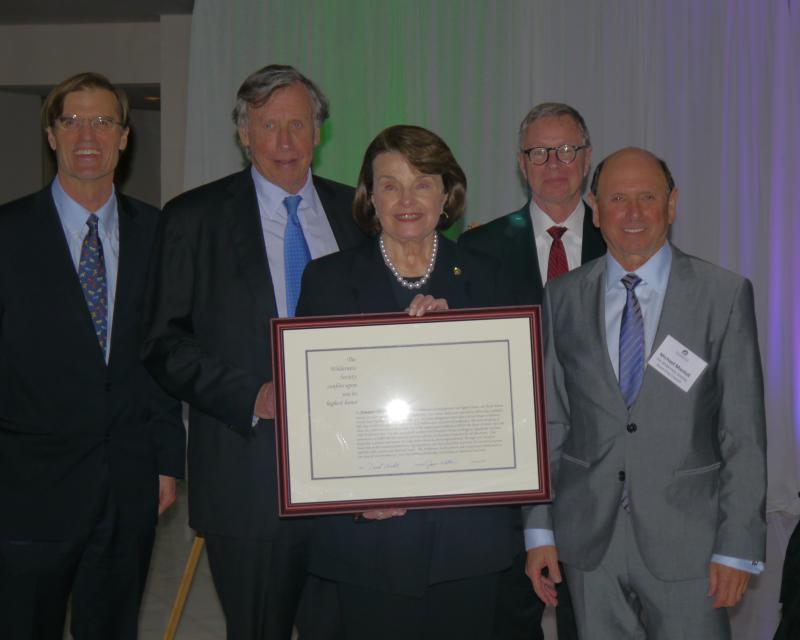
[619,273,644,407]
[283,195,309,317]
[546,226,569,280]
[78,214,108,352]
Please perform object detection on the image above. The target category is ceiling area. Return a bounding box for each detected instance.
[0,0,194,24]
[1,84,163,110]
[0,1,195,108]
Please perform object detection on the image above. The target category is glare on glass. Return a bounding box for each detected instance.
[522,144,589,165]
[385,398,411,424]
[55,115,123,133]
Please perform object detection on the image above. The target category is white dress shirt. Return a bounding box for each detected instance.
[529,200,585,286]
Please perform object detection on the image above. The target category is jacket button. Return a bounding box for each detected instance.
[619,471,626,481]
[627,423,637,433]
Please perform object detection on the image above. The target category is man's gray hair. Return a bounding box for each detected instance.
[517,102,591,149]
[231,64,330,129]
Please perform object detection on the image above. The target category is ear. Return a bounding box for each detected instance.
[118,126,130,152]
[582,146,593,177]
[46,127,57,151]
[667,187,678,225]
[238,126,250,149]
[313,126,321,147]
[517,151,528,181]
[587,192,600,228]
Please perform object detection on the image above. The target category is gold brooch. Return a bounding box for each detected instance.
[453,266,462,276]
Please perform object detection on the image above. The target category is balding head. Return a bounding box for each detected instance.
[587,147,678,271]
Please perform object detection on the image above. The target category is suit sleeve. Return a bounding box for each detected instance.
[523,285,571,531]
[713,278,767,560]
[140,202,265,435]
[147,374,186,478]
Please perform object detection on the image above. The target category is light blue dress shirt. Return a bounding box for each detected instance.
[52,177,119,363]
[526,242,763,575]
[251,167,340,318]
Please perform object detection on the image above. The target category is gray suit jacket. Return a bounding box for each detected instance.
[525,245,766,582]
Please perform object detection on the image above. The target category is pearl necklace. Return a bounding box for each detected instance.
[379,233,438,290]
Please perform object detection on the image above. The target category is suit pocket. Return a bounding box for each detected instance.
[674,461,721,477]
[562,453,591,468]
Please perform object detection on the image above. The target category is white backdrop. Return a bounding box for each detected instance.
[182,1,800,636]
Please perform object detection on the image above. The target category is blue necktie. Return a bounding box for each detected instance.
[619,273,643,512]
[283,195,310,317]
[78,214,108,352]
[619,274,644,408]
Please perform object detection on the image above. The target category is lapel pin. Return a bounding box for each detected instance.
[453,266,462,276]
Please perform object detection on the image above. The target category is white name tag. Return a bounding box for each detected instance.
[647,335,708,392]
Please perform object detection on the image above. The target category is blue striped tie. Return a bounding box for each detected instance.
[619,274,644,408]
[78,214,108,352]
[283,195,309,317]
[619,273,643,512]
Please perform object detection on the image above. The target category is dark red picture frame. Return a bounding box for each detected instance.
[271,306,550,516]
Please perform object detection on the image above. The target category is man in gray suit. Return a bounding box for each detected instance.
[525,147,766,639]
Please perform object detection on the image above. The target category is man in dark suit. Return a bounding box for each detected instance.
[460,102,604,640]
[141,65,366,639]
[526,148,766,639]
[774,516,800,639]
[0,72,185,640]
[460,102,605,306]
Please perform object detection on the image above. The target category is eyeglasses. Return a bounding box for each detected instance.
[521,144,589,165]
[54,115,123,133]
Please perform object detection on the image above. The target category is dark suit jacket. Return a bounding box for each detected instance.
[458,201,605,305]
[295,236,519,597]
[775,517,800,639]
[141,168,365,538]
[0,185,185,541]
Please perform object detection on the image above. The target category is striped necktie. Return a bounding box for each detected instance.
[619,273,644,407]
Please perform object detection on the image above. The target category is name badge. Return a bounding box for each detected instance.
[647,335,708,392]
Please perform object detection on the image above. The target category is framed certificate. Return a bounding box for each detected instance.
[271,306,550,516]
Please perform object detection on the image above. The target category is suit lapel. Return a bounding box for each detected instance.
[583,258,621,396]
[505,204,544,303]
[579,200,606,264]
[644,246,696,381]
[225,169,279,323]
[427,236,469,307]
[314,175,359,250]
[109,195,144,367]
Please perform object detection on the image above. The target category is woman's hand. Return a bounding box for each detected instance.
[407,294,449,317]
[360,508,408,521]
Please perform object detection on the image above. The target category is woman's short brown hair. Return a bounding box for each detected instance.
[41,72,129,131]
[353,125,467,235]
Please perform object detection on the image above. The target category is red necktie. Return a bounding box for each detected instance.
[546,226,568,281]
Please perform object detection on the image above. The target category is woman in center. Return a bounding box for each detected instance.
[296,125,519,639]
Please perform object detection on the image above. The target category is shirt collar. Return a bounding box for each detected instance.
[604,241,672,293]
[529,199,585,241]
[51,176,117,238]
[250,166,315,219]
